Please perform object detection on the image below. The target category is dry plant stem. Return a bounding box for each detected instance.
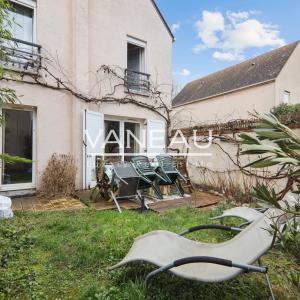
[39,153,76,199]
[1,63,171,127]
[189,136,288,203]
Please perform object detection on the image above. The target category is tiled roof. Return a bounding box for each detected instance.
[173,41,299,107]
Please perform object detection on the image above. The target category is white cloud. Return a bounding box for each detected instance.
[227,11,250,24]
[193,10,286,61]
[178,68,191,76]
[171,22,181,34]
[194,11,224,50]
[213,51,243,61]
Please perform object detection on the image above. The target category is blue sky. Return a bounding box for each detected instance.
[156,0,300,88]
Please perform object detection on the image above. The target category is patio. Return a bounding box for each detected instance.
[76,189,222,213]
[11,196,86,212]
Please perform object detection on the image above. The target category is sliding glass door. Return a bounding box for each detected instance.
[1,108,34,187]
[104,119,141,162]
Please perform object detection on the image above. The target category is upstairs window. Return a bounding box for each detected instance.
[8,1,35,43]
[283,90,291,104]
[1,1,40,72]
[126,37,150,95]
[127,43,145,74]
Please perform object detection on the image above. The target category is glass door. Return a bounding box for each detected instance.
[124,122,140,161]
[2,108,34,186]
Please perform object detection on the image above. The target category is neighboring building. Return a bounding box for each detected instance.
[0,0,173,195]
[172,41,300,128]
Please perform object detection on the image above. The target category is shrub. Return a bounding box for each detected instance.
[39,153,76,198]
[271,103,300,117]
[240,113,300,261]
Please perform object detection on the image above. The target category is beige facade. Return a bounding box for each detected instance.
[0,0,173,194]
[275,43,300,106]
[172,82,275,128]
[171,42,300,193]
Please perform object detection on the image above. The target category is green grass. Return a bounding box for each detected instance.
[0,205,299,300]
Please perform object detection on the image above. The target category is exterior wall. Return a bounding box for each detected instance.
[172,82,275,129]
[275,43,300,106]
[184,131,290,201]
[2,83,73,191]
[88,0,173,101]
[1,0,172,192]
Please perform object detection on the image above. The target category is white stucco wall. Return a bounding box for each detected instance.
[275,43,300,106]
[172,82,275,129]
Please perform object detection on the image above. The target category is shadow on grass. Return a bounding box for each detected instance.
[87,262,270,300]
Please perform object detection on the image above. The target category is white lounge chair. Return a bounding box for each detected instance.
[212,192,299,225]
[111,209,282,299]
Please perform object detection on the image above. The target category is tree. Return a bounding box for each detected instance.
[240,113,300,259]
[0,0,30,163]
[0,0,17,106]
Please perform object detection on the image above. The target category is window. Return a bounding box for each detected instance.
[104,120,141,162]
[124,122,140,161]
[126,37,150,94]
[127,43,145,73]
[8,1,34,43]
[2,1,40,71]
[283,90,291,104]
[104,120,122,162]
[2,109,34,185]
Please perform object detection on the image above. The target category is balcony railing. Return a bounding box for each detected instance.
[0,37,42,72]
[125,69,150,95]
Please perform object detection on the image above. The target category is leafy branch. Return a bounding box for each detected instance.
[240,113,300,216]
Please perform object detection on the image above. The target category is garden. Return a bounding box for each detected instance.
[0,205,299,300]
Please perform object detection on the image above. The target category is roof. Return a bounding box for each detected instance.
[150,0,175,42]
[173,41,299,107]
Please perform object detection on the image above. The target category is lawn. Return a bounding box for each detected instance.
[0,205,299,300]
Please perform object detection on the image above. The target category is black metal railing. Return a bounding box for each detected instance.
[125,69,150,95]
[0,37,42,72]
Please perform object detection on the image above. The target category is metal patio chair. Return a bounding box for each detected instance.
[110,161,147,213]
[156,154,187,197]
[131,156,167,199]
[110,208,283,299]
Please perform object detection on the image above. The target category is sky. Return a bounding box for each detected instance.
[155,0,300,89]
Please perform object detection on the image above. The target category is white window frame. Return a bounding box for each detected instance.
[104,117,143,161]
[283,90,291,104]
[127,35,147,74]
[0,105,37,191]
[9,0,37,43]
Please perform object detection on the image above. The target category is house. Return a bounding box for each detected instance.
[172,41,300,128]
[0,0,173,196]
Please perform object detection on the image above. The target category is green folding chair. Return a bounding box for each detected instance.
[110,161,147,213]
[156,154,187,197]
[131,156,167,199]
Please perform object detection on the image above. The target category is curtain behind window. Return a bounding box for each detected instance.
[8,2,33,42]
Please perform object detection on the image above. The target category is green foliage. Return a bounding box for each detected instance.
[240,113,300,215]
[0,153,32,164]
[241,112,300,264]
[271,103,300,117]
[0,222,44,300]
[0,0,12,40]
[0,1,30,165]
[0,207,299,299]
